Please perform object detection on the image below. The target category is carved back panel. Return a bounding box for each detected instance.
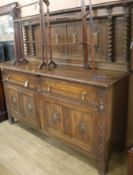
[22,0,133,71]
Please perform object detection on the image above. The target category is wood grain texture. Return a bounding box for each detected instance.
[0,64,129,175]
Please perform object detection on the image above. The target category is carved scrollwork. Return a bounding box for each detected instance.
[28,103,33,112]
[79,121,86,134]
[123,6,130,62]
[55,33,60,44]
[107,8,114,62]
[23,26,29,55]
[97,89,107,173]
[30,24,36,56]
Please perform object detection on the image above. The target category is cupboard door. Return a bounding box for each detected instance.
[45,100,63,137]
[4,85,21,115]
[21,90,40,128]
[41,96,98,153]
[63,106,98,153]
[72,109,95,151]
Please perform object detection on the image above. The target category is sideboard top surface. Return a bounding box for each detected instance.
[0,61,129,88]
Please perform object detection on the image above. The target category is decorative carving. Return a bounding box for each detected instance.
[52,112,60,122]
[12,96,17,104]
[23,26,29,55]
[30,23,36,56]
[97,89,107,174]
[79,121,86,134]
[55,33,60,44]
[107,8,114,62]
[123,6,130,62]
[28,103,33,112]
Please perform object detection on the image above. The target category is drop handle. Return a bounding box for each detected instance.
[81,92,87,101]
[24,80,29,88]
[47,85,52,92]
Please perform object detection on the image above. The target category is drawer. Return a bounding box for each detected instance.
[2,70,37,89]
[40,77,98,103]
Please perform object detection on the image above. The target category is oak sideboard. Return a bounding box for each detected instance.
[0,62,128,175]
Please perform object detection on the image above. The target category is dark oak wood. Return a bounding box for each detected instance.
[0,0,132,174]
[0,62,129,175]
[20,0,133,72]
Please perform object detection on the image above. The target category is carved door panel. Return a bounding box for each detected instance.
[63,106,98,153]
[41,95,98,153]
[21,90,40,128]
[44,99,63,137]
[67,22,83,59]
[4,85,21,115]
[51,24,67,58]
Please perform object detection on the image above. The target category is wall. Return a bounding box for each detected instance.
[0,15,14,41]
[0,0,119,16]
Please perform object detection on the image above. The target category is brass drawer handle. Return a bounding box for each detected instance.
[24,80,29,88]
[81,92,86,101]
[47,85,52,92]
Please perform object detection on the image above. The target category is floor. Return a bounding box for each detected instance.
[0,121,127,175]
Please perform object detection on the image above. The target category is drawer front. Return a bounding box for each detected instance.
[41,95,99,153]
[2,70,37,89]
[40,77,98,104]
